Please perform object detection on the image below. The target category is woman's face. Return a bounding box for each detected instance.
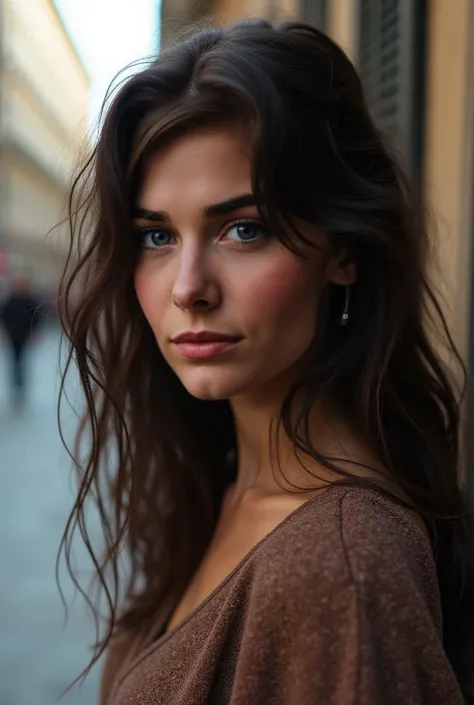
[134,125,342,401]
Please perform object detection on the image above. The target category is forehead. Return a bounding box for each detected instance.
[138,126,254,209]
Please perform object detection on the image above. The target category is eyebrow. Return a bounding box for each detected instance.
[134,193,256,223]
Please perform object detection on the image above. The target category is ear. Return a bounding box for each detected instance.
[326,249,357,286]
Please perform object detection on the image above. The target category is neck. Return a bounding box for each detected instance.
[228,374,339,503]
[228,376,388,505]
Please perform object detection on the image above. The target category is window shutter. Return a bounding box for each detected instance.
[358,0,426,179]
[301,0,327,30]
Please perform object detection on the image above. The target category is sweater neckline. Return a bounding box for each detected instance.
[156,483,339,643]
[114,483,351,691]
[112,483,403,700]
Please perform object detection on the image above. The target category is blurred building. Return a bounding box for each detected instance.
[0,0,89,291]
[161,0,474,477]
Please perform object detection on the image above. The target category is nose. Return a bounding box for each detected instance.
[172,244,221,313]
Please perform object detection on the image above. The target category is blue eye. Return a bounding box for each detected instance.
[141,229,174,249]
[225,221,267,244]
[137,220,267,251]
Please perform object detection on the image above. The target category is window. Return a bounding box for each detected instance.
[358,0,427,183]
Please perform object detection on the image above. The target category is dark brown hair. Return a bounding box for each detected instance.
[58,19,474,700]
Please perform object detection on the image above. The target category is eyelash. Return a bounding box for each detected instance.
[138,219,268,251]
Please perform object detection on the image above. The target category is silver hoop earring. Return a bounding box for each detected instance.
[340,285,350,326]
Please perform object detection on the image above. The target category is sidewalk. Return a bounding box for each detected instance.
[0,328,102,705]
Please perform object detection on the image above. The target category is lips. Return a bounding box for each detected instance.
[171,331,243,360]
[172,331,243,344]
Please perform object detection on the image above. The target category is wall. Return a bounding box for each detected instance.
[161,0,300,35]
[326,0,358,61]
[422,0,474,362]
[212,0,299,22]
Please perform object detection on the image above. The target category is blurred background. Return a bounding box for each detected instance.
[0,1,157,703]
[0,0,473,703]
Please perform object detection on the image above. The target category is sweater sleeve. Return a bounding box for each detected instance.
[228,493,464,705]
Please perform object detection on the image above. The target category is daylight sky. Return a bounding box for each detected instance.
[55,0,160,127]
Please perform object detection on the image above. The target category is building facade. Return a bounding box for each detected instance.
[0,0,89,291]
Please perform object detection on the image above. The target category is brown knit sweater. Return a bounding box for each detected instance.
[100,485,464,704]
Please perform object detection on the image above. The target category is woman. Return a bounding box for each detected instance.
[58,19,474,704]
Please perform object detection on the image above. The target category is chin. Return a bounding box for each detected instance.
[177,367,254,401]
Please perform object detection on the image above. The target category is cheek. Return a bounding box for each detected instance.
[242,258,320,329]
[134,269,165,329]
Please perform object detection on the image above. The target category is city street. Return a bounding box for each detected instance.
[0,327,102,705]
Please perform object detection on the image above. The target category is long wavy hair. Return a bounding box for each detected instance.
[57,19,474,700]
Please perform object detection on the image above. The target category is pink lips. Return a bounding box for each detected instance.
[171,331,243,360]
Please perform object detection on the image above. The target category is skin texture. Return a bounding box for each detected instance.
[134,125,356,500]
[137,128,324,398]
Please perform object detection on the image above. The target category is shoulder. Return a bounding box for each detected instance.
[235,487,461,705]
[260,484,434,573]
[253,484,440,627]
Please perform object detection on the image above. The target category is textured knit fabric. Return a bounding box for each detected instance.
[100,485,464,704]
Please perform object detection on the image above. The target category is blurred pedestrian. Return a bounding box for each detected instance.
[0,273,43,407]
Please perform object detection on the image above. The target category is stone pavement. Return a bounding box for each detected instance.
[0,327,102,705]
